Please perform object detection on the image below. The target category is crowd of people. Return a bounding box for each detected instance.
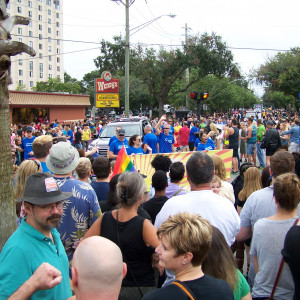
[1,108,300,300]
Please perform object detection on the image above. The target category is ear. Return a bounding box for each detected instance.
[122,262,127,279]
[24,202,33,215]
[71,267,78,288]
[182,252,193,265]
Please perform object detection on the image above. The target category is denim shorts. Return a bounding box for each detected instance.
[246,143,255,155]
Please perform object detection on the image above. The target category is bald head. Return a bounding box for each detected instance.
[72,236,125,299]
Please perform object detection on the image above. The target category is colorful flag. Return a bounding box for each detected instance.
[110,146,136,178]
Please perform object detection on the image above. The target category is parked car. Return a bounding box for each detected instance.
[89,117,151,156]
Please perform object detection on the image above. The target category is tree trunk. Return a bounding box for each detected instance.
[0,75,16,251]
[158,99,164,117]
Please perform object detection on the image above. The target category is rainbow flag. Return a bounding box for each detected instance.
[111,146,136,178]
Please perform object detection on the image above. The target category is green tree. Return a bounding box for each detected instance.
[93,33,240,116]
[262,91,294,109]
[256,47,300,109]
[32,73,84,95]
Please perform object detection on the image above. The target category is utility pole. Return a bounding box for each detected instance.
[185,23,190,108]
[124,0,130,117]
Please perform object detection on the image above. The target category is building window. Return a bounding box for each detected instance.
[39,44,42,50]
[56,22,59,27]
[30,81,34,87]
[54,0,59,9]
[56,13,59,18]
[47,0,51,5]
[18,38,22,42]
[49,56,52,61]
[48,37,52,43]
[29,31,33,37]
[18,28,22,34]
[29,21,32,27]
[28,1,32,7]
[56,48,60,54]
[38,15,42,21]
[40,73,43,78]
[19,59,23,66]
[19,70,23,76]
[19,80,23,85]
[39,34,42,40]
[57,39,60,45]
[38,5,42,11]
[17,0,21,3]
[29,41,33,48]
[48,28,51,33]
[39,63,43,72]
[57,57,60,63]
[49,65,52,70]
[56,31,59,36]
[17,7,22,13]
[28,11,32,17]
[57,66,60,72]
[48,18,51,24]
[48,9,51,15]
[57,74,60,79]
[39,53,43,58]
[29,71,33,77]
[49,74,52,79]
[29,61,33,70]
[7,2,10,8]
[48,46,52,52]
[39,24,42,30]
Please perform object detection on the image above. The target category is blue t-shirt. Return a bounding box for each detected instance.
[197,138,215,151]
[189,126,200,143]
[108,136,118,146]
[91,181,110,203]
[158,132,174,153]
[109,139,129,155]
[194,138,200,149]
[127,146,145,155]
[41,161,53,174]
[21,136,36,159]
[66,129,74,144]
[143,133,158,154]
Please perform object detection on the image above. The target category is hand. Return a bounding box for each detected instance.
[160,114,166,122]
[29,151,34,156]
[30,263,62,291]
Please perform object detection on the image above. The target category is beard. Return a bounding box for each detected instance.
[46,213,62,229]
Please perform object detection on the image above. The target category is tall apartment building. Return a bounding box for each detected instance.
[7,0,64,90]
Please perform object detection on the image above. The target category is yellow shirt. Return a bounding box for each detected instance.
[82,129,91,141]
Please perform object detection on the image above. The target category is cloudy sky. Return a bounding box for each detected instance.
[63,0,300,97]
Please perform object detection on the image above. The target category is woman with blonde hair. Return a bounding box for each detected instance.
[15,159,42,220]
[143,212,234,300]
[211,154,235,203]
[237,167,262,214]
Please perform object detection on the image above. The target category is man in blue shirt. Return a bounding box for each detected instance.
[155,115,175,153]
[189,120,200,151]
[18,127,36,160]
[108,128,129,159]
[65,124,74,145]
[143,125,158,154]
[0,173,72,299]
[281,119,299,153]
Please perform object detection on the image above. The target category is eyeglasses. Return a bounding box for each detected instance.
[164,127,170,130]
[39,201,64,212]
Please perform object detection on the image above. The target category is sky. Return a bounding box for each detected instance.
[63,0,300,97]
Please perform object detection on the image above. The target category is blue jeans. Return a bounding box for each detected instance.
[257,141,265,167]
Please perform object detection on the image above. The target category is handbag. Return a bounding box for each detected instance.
[260,137,267,149]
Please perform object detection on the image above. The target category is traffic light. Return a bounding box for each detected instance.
[190,92,198,100]
[200,92,209,100]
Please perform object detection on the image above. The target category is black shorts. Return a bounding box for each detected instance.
[229,147,239,158]
[266,144,278,156]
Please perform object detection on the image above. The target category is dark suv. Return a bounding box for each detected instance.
[89,117,151,156]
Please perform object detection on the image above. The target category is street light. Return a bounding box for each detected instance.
[111,0,176,117]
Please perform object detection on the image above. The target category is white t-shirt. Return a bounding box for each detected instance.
[155,189,240,246]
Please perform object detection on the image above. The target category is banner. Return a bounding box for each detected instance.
[132,149,233,191]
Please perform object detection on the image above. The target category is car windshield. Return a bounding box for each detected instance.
[100,124,142,138]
